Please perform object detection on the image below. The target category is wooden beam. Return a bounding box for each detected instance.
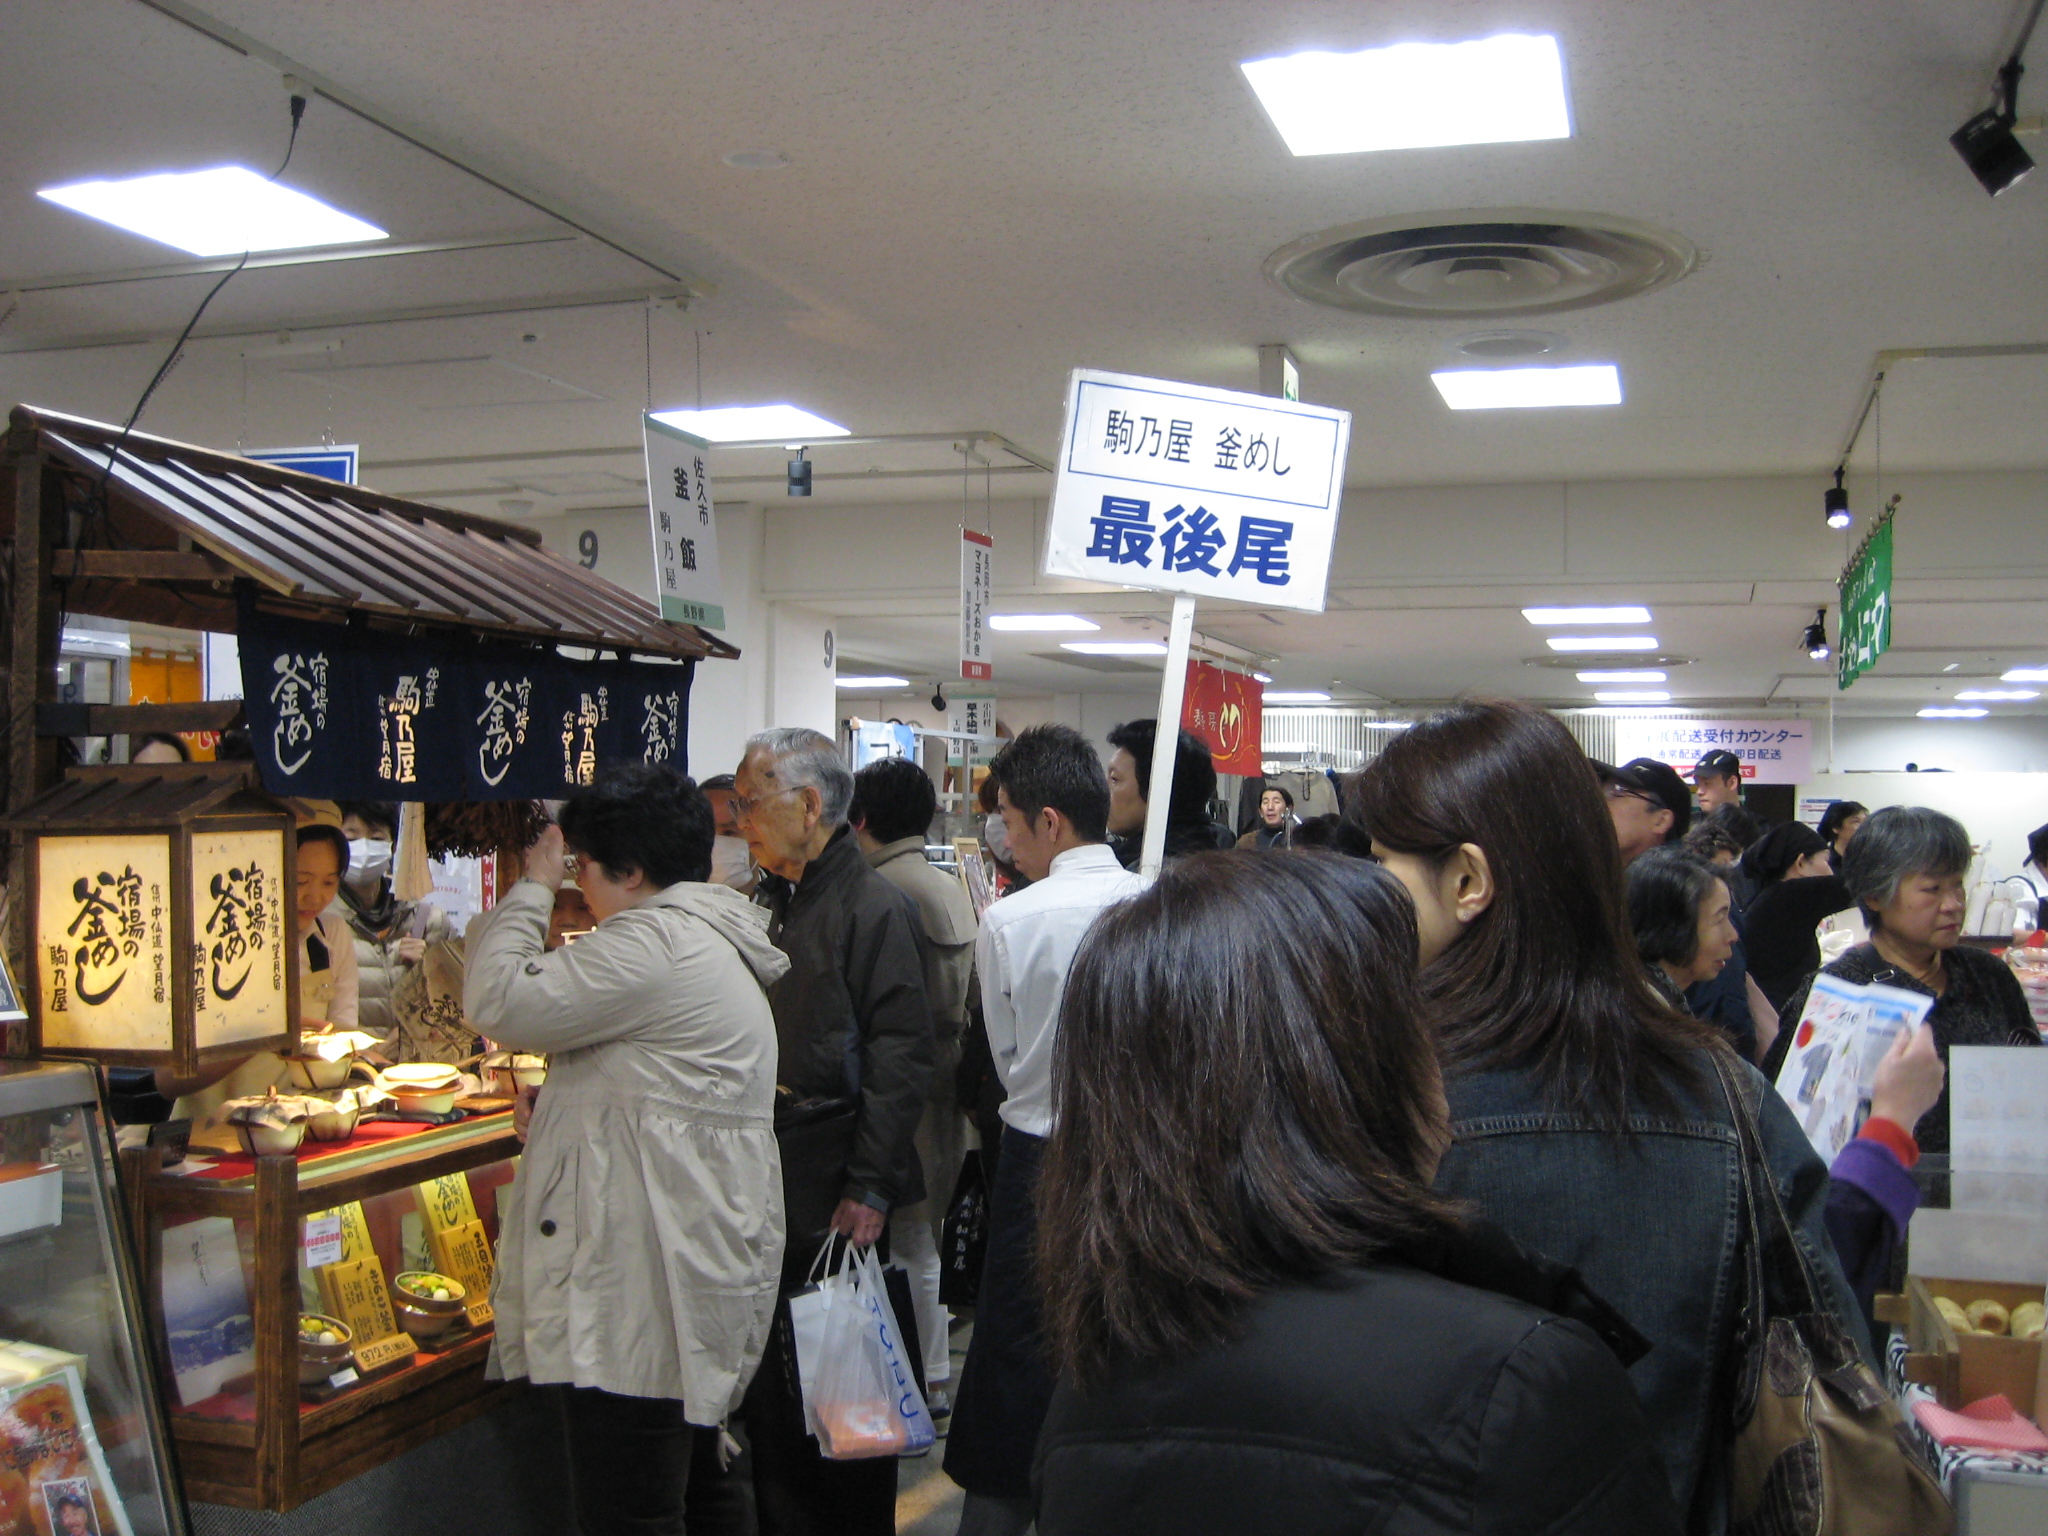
[36,701,246,736]
[49,548,236,580]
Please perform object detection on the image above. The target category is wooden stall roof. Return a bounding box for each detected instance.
[3,764,289,830]
[3,404,737,663]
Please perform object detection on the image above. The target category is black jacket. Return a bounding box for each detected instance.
[1035,1222,1682,1536]
[1110,818,1234,870]
[759,827,935,1212]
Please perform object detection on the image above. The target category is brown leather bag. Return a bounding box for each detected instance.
[1710,1053,1952,1536]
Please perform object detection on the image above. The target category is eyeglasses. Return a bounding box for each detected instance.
[733,786,801,819]
[1603,782,1657,808]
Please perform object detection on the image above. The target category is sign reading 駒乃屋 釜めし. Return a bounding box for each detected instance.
[1043,369,1350,612]
[961,530,993,681]
[1837,510,1893,690]
[1610,718,1814,786]
[642,413,726,631]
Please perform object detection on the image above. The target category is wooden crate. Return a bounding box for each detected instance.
[1896,1275,2048,1415]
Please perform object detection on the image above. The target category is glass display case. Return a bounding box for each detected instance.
[0,1060,186,1536]
[120,1114,520,1513]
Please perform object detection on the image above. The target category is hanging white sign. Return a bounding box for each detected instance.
[1611,717,1815,785]
[1043,368,1350,612]
[961,529,993,681]
[642,414,726,629]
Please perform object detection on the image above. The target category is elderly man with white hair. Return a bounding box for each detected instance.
[732,727,935,1536]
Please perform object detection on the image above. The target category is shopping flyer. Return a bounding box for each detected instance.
[1774,972,1933,1161]
[0,1366,134,1536]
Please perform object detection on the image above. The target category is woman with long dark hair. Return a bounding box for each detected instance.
[1349,701,1864,1533]
[1033,852,1680,1536]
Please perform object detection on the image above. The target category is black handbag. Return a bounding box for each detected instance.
[938,1149,991,1308]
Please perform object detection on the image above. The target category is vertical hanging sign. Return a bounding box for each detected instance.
[642,414,726,630]
[961,529,993,681]
[1837,506,1895,690]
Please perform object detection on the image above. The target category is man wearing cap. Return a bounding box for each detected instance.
[1598,757,1693,865]
[1693,749,1746,816]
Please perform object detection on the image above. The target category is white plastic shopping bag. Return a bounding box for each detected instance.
[787,1236,854,1438]
[801,1243,936,1459]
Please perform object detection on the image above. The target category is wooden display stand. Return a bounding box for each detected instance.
[121,1114,521,1511]
[1882,1274,2048,1415]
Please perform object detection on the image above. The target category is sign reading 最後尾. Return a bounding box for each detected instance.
[1181,661,1263,778]
[36,835,174,1052]
[1838,513,1894,690]
[1044,369,1350,612]
[189,829,290,1048]
[1610,718,1814,786]
[960,530,993,681]
[643,414,726,630]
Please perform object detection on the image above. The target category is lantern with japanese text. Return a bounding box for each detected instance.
[6,765,299,1074]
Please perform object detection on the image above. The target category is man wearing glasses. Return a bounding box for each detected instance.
[732,727,935,1536]
[1596,757,1693,865]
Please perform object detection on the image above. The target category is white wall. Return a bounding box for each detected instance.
[1825,715,2048,775]
[770,604,838,737]
[1797,772,2048,887]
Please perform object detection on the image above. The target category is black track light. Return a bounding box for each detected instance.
[1824,467,1850,529]
[1803,608,1831,662]
[931,685,949,712]
[1953,58,2034,196]
[787,448,812,497]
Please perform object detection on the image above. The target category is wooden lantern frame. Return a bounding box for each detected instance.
[7,764,300,1077]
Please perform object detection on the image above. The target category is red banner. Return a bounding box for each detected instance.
[1181,660,1263,778]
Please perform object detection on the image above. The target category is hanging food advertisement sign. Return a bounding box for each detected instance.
[1181,661,1263,778]
[1043,368,1351,611]
[237,597,693,799]
[188,829,291,1049]
[960,529,993,681]
[643,413,726,630]
[36,835,174,1053]
[1838,510,1894,690]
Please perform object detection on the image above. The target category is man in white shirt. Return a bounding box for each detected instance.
[945,725,1147,1536]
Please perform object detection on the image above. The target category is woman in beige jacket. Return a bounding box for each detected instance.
[465,766,787,1536]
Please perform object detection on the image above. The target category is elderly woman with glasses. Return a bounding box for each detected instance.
[1769,805,2041,1154]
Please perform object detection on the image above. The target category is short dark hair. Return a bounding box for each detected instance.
[1704,802,1765,849]
[990,725,1109,843]
[1681,818,1744,864]
[1627,848,1724,968]
[337,801,399,839]
[213,728,256,761]
[851,757,938,844]
[1842,805,1973,923]
[700,773,737,793]
[1738,820,1827,886]
[1039,852,1460,1385]
[557,764,713,887]
[1261,784,1295,808]
[297,823,350,872]
[1106,719,1216,823]
[1291,813,1342,849]
[1816,800,1867,845]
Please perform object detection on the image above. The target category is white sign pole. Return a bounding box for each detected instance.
[1139,594,1198,879]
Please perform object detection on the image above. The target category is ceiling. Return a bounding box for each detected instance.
[3,0,2047,722]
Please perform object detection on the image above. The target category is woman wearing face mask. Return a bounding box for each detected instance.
[697,775,760,894]
[1351,701,1868,1532]
[335,802,469,1065]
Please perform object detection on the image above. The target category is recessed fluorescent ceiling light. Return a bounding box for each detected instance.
[1264,691,1332,703]
[2002,667,2048,682]
[1595,691,1671,703]
[986,614,1100,632]
[1547,636,1659,652]
[1955,688,2039,701]
[1918,707,1988,719]
[1061,641,1169,656]
[38,165,387,256]
[1433,364,1622,410]
[1523,605,1650,625]
[648,404,850,442]
[1253,672,1274,683]
[835,675,907,689]
[1239,33,1570,156]
[1577,670,1666,683]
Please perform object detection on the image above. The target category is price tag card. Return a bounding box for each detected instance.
[352,1333,417,1374]
[302,1212,344,1268]
[327,1367,360,1390]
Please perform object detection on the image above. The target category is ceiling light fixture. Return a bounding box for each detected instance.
[836,675,908,689]
[1253,672,1274,683]
[38,165,387,256]
[1239,33,1571,156]
[1594,690,1671,703]
[1546,635,1659,652]
[1523,605,1651,625]
[1956,688,2039,700]
[1824,468,1851,529]
[986,614,1101,632]
[648,404,850,442]
[1577,670,1667,683]
[1919,707,1989,719]
[2002,667,2048,682]
[1802,608,1831,661]
[1953,55,2035,196]
[1264,691,1333,704]
[1061,641,1169,657]
[1431,364,1622,410]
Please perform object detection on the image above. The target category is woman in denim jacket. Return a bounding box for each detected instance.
[1351,701,1865,1535]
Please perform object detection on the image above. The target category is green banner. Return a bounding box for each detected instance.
[1837,516,1893,689]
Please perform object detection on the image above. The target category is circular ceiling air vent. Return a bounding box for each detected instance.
[1265,210,1699,320]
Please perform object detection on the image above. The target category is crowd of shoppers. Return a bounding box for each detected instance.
[468,699,2033,1536]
